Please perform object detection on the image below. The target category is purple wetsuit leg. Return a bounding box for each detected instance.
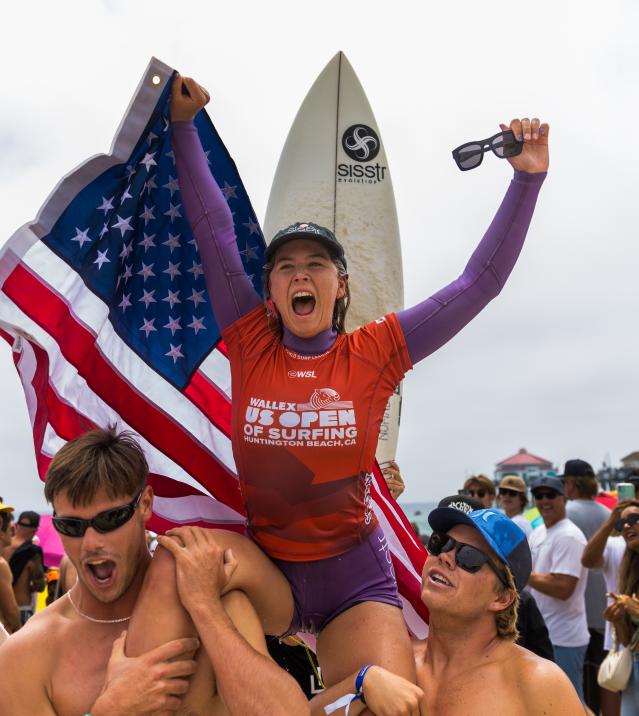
[273,526,401,636]
[171,121,261,331]
[397,170,546,365]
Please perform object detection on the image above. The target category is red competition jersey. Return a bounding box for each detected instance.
[223,306,412,561]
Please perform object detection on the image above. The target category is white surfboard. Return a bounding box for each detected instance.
[263,52,404,466]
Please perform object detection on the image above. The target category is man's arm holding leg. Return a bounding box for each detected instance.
[159,529,310,716]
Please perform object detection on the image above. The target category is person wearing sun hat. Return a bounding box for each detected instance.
[498,474,532,538]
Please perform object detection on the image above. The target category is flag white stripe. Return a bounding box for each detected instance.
[198,350,232,398]
[12,330,39,427]
[398,594,428,639]
[152,494,246,526]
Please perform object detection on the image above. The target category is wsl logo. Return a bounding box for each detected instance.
[342,124,380,162]
[338,124,387,185]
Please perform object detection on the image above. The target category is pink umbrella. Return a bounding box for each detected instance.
[35,514,65,568]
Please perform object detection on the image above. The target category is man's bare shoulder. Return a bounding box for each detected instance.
[507,643,583,713]
[0,598,68,668]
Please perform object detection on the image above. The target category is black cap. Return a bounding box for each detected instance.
[17,510,40,528]
[438,494,484,513]
[530,476,565,496]
[266,222,347,269]
[559,459,595,479]
[428,507,532,591]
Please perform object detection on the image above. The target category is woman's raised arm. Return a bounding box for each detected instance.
[398,118,549,364]
[170,75,261,332]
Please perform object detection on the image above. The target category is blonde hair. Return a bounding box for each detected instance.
[495,566,520,642]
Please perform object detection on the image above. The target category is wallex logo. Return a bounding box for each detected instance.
[243,389,357,448]
[338,124,387,186]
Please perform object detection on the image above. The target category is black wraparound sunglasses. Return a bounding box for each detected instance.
[427,531,508,587]
[53,492,143,537]
[452,130,523,171]
[615,513,639,533]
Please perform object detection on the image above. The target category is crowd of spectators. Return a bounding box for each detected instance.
[2,458,639,715]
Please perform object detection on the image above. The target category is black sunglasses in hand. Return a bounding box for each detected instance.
[452,130,523,171]
[52,492,143,537]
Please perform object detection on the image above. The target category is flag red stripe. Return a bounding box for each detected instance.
[4,264,244,512]
[184,370,232,438]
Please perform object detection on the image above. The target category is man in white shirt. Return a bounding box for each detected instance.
[528,475,589,704]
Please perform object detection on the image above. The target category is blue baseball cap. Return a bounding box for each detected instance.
[428,507,532,591]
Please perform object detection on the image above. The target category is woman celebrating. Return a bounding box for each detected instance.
[131,73,550,708]
[603,501,639,715]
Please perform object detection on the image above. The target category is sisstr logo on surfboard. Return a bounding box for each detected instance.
[338,124,388,185]
[242,389,358,447]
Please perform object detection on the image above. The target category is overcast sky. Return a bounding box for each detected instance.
[1,0,638,513]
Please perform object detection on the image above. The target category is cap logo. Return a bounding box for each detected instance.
[480,509,501,523]
[447,500,475,515]
[342,124,380,162]
[286,223,322,236]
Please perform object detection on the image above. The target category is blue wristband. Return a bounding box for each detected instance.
[353,664,374,705]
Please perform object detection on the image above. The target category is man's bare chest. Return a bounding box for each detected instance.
[48,633,114,715]
[418,670,527,716]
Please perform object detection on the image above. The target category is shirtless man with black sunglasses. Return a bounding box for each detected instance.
[318,502,585,715]
[0,428,308,715]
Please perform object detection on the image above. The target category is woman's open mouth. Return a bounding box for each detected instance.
[291,291,316,316]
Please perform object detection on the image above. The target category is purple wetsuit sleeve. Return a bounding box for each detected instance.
[398,170,546,365]
[171,121,261,331]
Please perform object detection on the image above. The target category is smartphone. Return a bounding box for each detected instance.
[617,483,636,501]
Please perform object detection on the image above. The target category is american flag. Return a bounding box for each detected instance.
[0,58,428,638]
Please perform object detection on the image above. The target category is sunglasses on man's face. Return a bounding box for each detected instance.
[468,489,487,499]
[533,491,561,501]
[427,531,508,588]
[452,130,523,171]
[499,488,520,498]
[52,492,143,538]
[615,513,639,533]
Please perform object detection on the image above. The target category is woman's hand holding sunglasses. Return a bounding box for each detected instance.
[499,117,550,174]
